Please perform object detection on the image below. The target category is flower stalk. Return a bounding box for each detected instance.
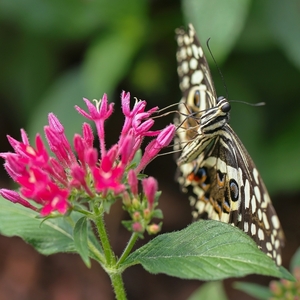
[116,232,139,267]
[93,204,116,266]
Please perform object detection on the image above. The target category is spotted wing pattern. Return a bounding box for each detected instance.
[175,24,284,265]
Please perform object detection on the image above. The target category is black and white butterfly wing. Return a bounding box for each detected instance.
[175,25,216,147]
[175,24,284,265]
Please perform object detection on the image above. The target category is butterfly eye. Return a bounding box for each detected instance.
[193,90,200,107]
[229,179,239,202]
[216,96,224,103]
[221,102,231,113]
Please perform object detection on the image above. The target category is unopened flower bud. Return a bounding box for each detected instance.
[122,191,131,207]
[270,281,283,296]
[133,211,141,221]
[132,198,140,209]
[143,208,151,220]
[128,169,138,196]
[147,223,161,235]
[132,222,144,233]
[142,177,158,210]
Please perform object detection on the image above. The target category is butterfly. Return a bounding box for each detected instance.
[174,24,284,265]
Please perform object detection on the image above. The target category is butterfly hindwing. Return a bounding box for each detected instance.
[175,24,284,265]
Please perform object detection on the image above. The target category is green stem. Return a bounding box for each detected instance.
[110,272,127,300]
[116,232,139,267]
[73,207,94,217]
[94,205,116,265]
[93,205,127,299]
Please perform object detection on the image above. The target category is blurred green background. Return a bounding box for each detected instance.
[0,0,299,299]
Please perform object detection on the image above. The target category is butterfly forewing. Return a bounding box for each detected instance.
[175,24,284,265]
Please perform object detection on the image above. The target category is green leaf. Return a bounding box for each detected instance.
[182,0,251,63]
[0,196,102,258]
[188,281,228,300]
[122,220,135,232]
[73,217,90,267]
[290,247,300,272]
[0,197,76,254]
[123,220,293,281]
[131,149,142,168]
[233,282,272,300]
[152,209,163,219]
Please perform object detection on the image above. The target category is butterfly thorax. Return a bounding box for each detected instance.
[178,96,230,166]
[200,96,230,134]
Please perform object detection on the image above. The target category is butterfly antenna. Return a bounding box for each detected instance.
[151,103,180,119]
[206,38,229,99]
[230,100,266,107]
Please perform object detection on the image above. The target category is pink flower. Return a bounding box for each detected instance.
[1,127,76,215]
[0,91,173,218]
[92,163,125,195]
[75,95,114,158]
[120,91,159,145]
[39,183,69,216]
[121,91,147,138]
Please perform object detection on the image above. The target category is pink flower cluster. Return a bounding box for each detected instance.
[0,92,175,216]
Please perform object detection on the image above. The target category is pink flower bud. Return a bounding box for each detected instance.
[85,148,98,168]
[49,157,68,184]
[106,145,118,166]
[74,134,86,169]
[122,191,131,207]
[82,123,94,148]
[136,124,175,173]
[46,117,79,167]
[48,113,64,133]
[269,280,282,296]
[71,164,86,184]
[0,189,37,210]
[128,169,138,196]
[6,154,27,175]
[142,177,158,210]
[119,133,135,166]
[156,124,176,147]
[133,118,154,135]
[132,198,140,209]
[132,222,144,233]
[20,129,29,145]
